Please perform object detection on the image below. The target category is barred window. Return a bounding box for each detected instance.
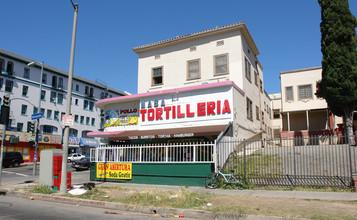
[298,84,312,100]
[286,86,293,101]
[152,67,163,86]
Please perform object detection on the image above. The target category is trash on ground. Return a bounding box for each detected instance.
[68,188,87,195]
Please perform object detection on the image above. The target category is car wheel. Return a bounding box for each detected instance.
[12,161,20,168]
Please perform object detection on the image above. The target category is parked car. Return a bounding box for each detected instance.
[67,153,85,162]
[71,157,90,171]
[2,152,24,168]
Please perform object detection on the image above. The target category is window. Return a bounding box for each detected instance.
[58,78,63,89]
[54,111,59,121]
[47,109,52,119]
[259,79,263,93]
[261,111,265,123]
[0,78,3,90]
[264,102,267,111]
[273,109,280,119]
[83,100,89,110]
[41,108,45,118]
[52,75,57,88]
[27,121,32,133]
[21,105,28,115]
[254,70,258,86]
[42,73,47,84]
[24,67,30,79]
[214,54,228,75]
[50,91,56,103]
[57,93,63,104]
[256,106,260,120]
[152,67,163,86]
[298,84,313,100]
[86,117,90,125]
[75,99,78,105]
[41,90,46,101]
[69,129,78,137]
[43,125,57,134]
[74,115,79,123]
[91,118,95,126]
[80,116,84,124]
[6,61,13,75]
[33,107,38,114]
[286,86,293,101]
[17,123,23,132]
[5,80,13,92]
[61,112,65,120]
[246,97,253,120]
[245,57,251,82]
[75,84,79,92]
[187,59,200,80]
[89,101,94,111]
[89,87,94,97]
[85,86,89,95]
[0,59,4,73]
[22,85,29,96]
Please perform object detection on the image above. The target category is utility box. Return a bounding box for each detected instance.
[39,149,63,187]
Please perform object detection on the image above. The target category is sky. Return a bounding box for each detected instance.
[1,0,356,95]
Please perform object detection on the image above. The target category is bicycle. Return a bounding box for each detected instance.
[205,169,240,189]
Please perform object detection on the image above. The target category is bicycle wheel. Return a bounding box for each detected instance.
[205,173,221,189]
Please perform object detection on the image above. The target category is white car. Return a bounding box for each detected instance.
[67,153,85,162]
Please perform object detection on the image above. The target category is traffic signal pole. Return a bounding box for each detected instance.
[0,95,10,185]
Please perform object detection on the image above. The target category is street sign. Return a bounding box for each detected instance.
[62,115,74,127]
[31,113,43,120]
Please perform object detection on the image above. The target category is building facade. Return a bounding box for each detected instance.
[0,49,126,161]
[274,66,346,138]
[133,22,272,139]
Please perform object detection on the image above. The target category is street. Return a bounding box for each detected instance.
[0,163,91,186]
[0,196,187,220]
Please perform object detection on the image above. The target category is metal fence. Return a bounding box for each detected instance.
[217,135,357,188]
[90,142,215,163]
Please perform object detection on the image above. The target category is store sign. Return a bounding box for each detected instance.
[129,133,194,140]
[104,106,139,128]
[140,99,231,121]
[96,163,132,179]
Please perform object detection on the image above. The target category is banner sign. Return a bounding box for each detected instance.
[96,163,132,179]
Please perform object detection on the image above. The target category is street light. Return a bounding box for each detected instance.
[27,61,44,176]
[60,0,78,194]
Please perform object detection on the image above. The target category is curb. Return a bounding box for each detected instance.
[3,190,305,220]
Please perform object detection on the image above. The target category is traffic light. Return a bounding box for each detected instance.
[0,95,10,125]
[29,121,35,133]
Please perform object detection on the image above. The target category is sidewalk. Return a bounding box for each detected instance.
[1,180,356,220]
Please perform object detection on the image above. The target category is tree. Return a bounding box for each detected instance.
[317,0,357,144]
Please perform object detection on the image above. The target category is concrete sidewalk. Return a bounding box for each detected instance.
[94,182,357,201]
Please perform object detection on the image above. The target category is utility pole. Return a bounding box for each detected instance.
[60,0,78,193]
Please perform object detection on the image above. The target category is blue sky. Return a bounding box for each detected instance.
[1,0,356,95]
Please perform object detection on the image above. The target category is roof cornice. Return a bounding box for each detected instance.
[132,21,260,55]
[280,66,322,75]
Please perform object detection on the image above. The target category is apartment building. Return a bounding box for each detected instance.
[274,66,345,138]
[0,49,126,160]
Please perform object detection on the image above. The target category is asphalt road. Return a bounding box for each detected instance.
[0,196,185,220]
[0,163,91,186]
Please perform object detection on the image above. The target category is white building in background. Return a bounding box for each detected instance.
[271,66,350,138]
[0,49,126,156]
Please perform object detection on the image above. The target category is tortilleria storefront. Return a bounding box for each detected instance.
[88,81,246,186]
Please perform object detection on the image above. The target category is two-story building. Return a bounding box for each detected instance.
[0,49,126,161]
[90,22,273,144]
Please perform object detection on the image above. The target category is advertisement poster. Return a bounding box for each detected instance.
[96,163,132,179]
[104,106,139,128]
